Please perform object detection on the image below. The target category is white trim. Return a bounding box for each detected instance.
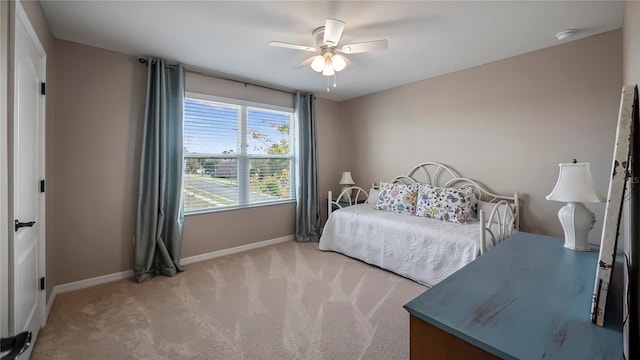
[15,2,45,58]
[184,199,295,216]
[181,234,293,265]
[11,0,47,338]
[0,0,9,338]
[186,91,294,113]
[45,234,295,319]
[45,269,134,318]
[51,270,135,296]
[183,94,296,213]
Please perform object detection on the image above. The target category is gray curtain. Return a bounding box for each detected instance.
[295,92,321,242]
[134,58,185,283]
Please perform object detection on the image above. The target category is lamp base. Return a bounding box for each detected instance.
[558,202,596,251]
[340,186,352,200]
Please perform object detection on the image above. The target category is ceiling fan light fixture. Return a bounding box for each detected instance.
[332,54,347,72]
[322,58,335,76]
[310,55,325,72]
[270,17,389,87]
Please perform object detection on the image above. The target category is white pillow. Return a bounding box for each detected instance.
[366,188,381,204]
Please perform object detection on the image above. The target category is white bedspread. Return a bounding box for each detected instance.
[319,204,489,287]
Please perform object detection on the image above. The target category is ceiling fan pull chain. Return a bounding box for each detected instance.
[326,76,330,92]
[333,73,337,88]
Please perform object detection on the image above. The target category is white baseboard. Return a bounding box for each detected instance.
[181,234,293,265]
[45,234,294,320]
[46,269,133,320]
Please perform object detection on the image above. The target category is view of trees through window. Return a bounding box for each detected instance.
[183,96,295,212]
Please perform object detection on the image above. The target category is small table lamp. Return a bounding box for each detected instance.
[546,162,604,251]
[339,171,355,199]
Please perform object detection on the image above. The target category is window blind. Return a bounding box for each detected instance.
[183,96,295,212]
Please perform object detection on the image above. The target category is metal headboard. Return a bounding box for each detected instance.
[385,162,520,252]
[390,162,460,186]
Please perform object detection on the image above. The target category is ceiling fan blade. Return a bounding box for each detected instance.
[343,55,355,70]
[294,55,317,69]
[340,39,388,54]
[323,18,345,46]
[269,41,316,52]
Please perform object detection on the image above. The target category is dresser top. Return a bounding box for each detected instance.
[404,232,623,360]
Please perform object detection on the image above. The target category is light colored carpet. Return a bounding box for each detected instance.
[32,241,426,360]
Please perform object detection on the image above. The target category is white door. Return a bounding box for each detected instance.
[11,2,46,357]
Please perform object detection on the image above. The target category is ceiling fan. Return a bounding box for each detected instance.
[269,18,388,91]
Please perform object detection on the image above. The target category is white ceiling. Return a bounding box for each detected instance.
[40,1,624,102]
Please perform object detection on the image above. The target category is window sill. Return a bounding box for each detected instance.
[185,199,296,216]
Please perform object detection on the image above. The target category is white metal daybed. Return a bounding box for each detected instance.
[319,162,520,287]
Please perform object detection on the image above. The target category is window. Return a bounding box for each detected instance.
[183,93,295,213]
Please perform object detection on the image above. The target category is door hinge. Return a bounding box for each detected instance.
[40,179,45,193]
[40,277,45,291]
[40,82,46,95]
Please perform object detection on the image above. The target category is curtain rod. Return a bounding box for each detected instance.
[138,58,296,96]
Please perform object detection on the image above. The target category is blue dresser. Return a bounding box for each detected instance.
[404,232,624,359]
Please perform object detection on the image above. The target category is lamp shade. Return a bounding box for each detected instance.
[332,54,347,72]
[310,55,324,72]
[339,171,355,185]
[322,57,335,76]
[546,163,605,203]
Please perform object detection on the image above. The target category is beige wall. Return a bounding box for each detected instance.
[53,40,146,285]
[342,30,622,244]
[624,1,640,86]
[17,0,57,301]
[316,97,352,225]
[186,72,293,108]
[46,6,624,295]
[52,40,344,284]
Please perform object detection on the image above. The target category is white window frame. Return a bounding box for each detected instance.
[184,92,296,215]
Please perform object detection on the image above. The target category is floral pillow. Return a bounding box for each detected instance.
[374,182,417,215]
[415,184,474,224]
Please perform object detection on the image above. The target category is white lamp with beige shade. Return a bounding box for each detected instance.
[339,172,355,199]
[546,162,605,251]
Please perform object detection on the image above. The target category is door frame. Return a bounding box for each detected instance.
[0,0,10,338]
[7,0,47,333]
